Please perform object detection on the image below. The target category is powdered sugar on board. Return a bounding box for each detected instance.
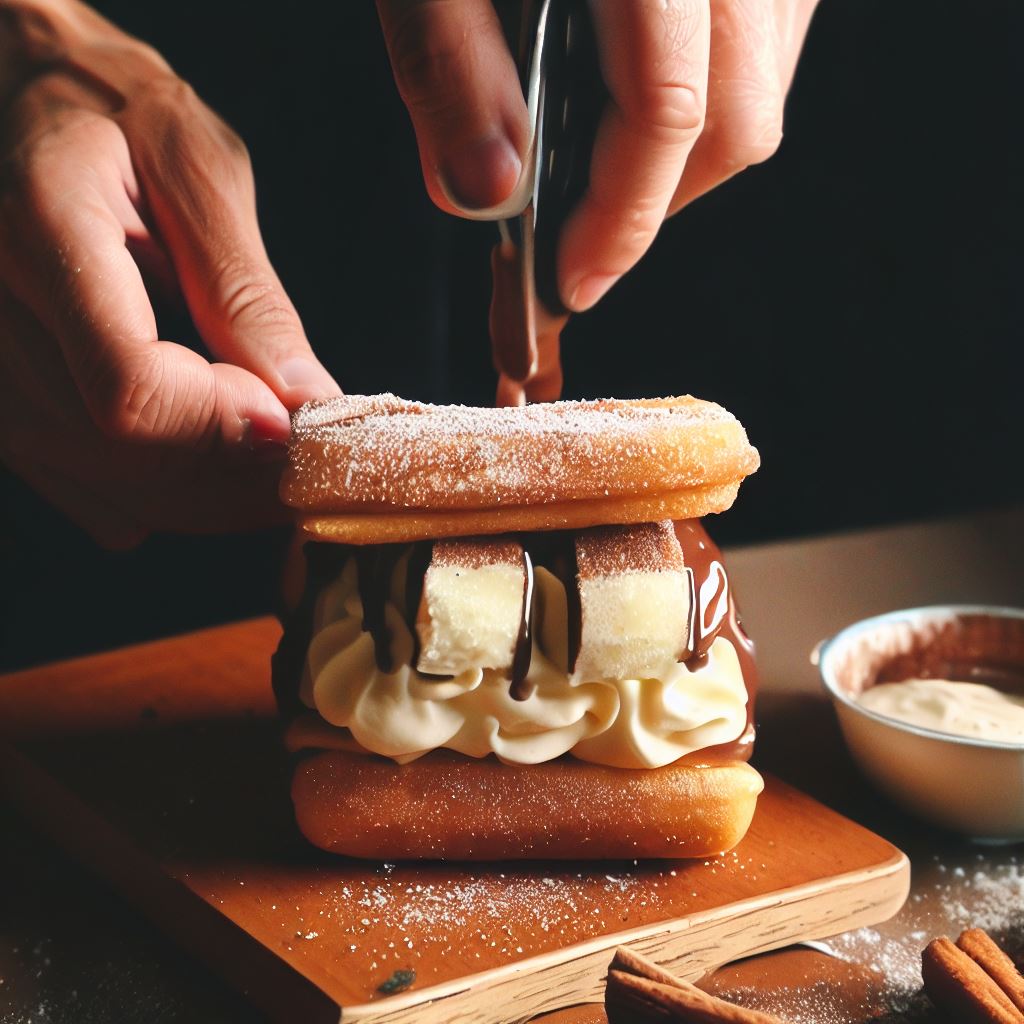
[782,850,1023,1023]
[697,850,1022,1024]
[236,849,766,996]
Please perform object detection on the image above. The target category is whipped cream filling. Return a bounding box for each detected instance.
[300,559,749,769]
[860,679,1024,743]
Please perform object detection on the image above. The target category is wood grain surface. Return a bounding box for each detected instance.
[0,618,909,1024]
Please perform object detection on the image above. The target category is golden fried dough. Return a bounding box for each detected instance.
[291,748,764,860]
[281,394,758,544]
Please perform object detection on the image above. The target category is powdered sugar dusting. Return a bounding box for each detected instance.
[282,394,758,512]
[697,850,1023,1024]
[822,851,1024,1019]
[431,537,522,570]
[254,849,768,999]
[291,394,735,436]
[271,861,674,989]
[575,520,685,578]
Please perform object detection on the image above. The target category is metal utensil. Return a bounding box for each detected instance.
[486,0,606,404]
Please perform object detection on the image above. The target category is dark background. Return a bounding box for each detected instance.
[2,0,1021,671]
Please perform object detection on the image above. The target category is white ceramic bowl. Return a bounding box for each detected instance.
[815,605,1024,840]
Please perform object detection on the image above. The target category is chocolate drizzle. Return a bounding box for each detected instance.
[355,538,537,696]
[703,564,728,635]
[270,541,351,715]
[404,542,432,625]
[564,539,583,675]
[509,550,536,700]
[672,520,758,761]
[279,519,759,762]
[873,614,1024,694]
[403,541,433,667]
[355,545,405,674]
[684,569,699,666]
[675,522,729,665]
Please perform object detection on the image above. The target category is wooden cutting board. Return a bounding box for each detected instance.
[0,618,909,1024]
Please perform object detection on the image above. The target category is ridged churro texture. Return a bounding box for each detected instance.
[291,749,764,860]
[280,395,760,545]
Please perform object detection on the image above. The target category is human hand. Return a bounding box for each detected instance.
[376,0,820,312]
[0,0,339,547]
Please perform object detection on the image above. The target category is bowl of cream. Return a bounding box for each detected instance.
[815,605,1024,839]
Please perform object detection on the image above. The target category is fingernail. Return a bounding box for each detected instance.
[244,401,292,447]
[277,358,341,402]
[440,134,522,211]
[567,274,619,312]
[235,417,289,461]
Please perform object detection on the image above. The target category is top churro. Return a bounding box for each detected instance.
[280,394,760,544]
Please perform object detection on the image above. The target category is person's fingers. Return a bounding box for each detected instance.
[114,82,340,408]
[0,109,293,448]
[124,226,181,309]
[0,284,147,548]
[668,0,816,213]
[0,284,288,541]
[0,284,72,430]
[14,459,150,549]
[375,0,529,213]
[117,417,290,533]
[558,0,711,311]
[771,0,823,92]
[4,72,181,306]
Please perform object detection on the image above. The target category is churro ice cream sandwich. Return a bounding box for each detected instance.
[272,394,762,860]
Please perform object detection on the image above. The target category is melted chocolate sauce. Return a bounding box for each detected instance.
[355,545,405,674]
[404,542,432,625]
[509,550,535,700]
[270,542,350,715]
[873,614,1024,694]
[279,520,759,763]
[564,540,582,674]
[403,541,433,666]
[702,565,728,637]
[672,520,758,761]
[355,538,539,696]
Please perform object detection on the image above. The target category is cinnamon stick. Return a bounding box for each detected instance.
[958,929,1024,1015]
[610,946,688,988]
[922,936,1023,1024]
[606,946,789,1024]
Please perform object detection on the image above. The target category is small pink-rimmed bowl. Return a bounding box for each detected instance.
[815,605,1024,840]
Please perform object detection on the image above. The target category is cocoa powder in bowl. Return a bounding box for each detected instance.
[829,610,1024,701]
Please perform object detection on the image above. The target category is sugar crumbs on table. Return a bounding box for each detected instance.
[822,853,1024,1018]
